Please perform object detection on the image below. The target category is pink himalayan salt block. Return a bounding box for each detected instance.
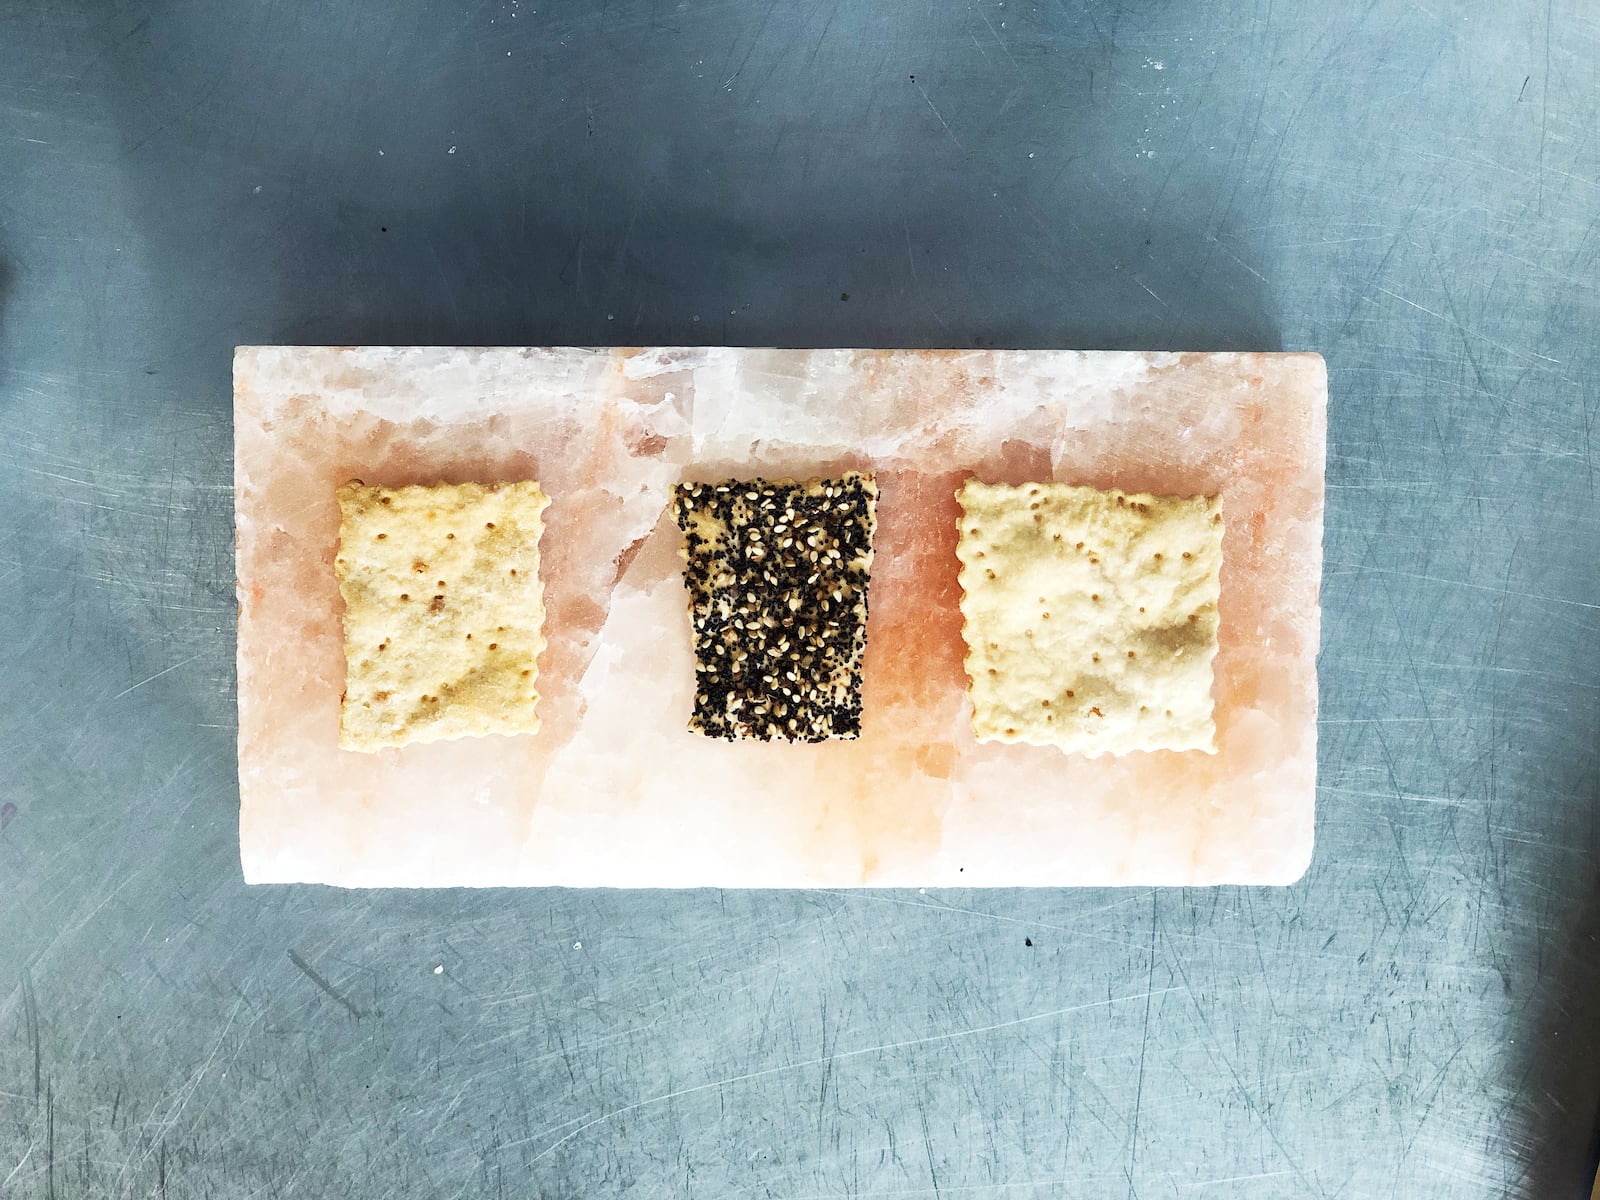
[235,347,1325,888]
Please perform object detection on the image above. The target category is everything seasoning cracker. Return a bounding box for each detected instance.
[673,473,878,741]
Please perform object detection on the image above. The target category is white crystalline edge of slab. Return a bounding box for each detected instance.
[235,347,1323,888]
[623,347,1187,461]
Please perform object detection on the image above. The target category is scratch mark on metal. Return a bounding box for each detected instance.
[288,949,369,1019]
[109,651,202,701]
[1538,0,1552,209]
[518,989,1178,1161]
[24,972,41,1098]
[1163,930,1329,1200]
[1125,892,1157,1198]
[911,76,964,150]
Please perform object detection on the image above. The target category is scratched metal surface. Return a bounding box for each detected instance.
[1,1,1597,1197]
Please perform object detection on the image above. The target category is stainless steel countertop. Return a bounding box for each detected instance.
[2,2,1596,1197]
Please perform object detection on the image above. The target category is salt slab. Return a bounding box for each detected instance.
[235,347,1326,888]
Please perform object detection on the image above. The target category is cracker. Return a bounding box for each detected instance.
[955,481,1223,755]
[674,473,877,741]
[334,480,550,751]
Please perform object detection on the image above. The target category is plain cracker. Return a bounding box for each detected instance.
[335,480,550,751]
[955,481,1223,756]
